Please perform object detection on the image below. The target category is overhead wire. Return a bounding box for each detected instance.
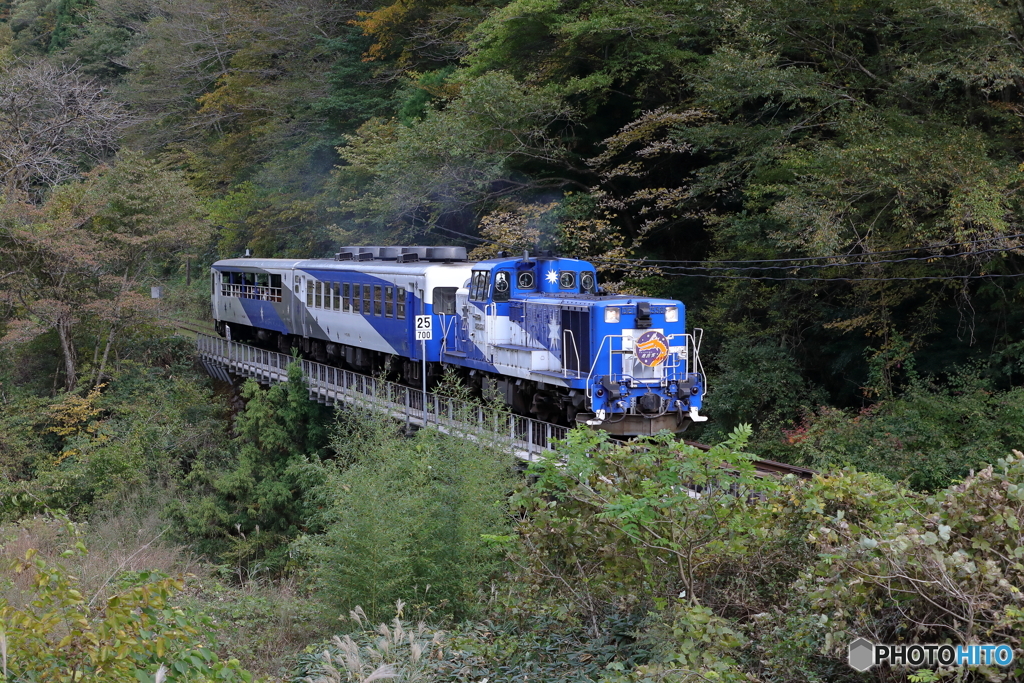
[598,232,1024,266]
[589,245,1022,272]
[423,223,1024,284]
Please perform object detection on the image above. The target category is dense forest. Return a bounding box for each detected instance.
[2,0,1024,680]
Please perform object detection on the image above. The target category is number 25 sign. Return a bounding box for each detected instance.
[415,315,433,340]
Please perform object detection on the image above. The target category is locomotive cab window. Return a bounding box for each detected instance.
[492,271,511,302]
[517,270,535,290]
[469,271,490,301]
[558,271,576,290]
[433,287,457,315]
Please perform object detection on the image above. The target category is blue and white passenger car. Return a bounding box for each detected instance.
[211,246,707,435]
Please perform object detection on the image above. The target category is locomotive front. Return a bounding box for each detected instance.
[582,295,707,434]
[476,252,706,435]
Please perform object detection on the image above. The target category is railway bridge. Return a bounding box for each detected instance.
[194,333,815,477]
[196,333,565,461]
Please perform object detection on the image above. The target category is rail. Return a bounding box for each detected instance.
[195,334,567,461]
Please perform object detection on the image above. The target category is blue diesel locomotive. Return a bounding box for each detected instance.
[210,246,707,435]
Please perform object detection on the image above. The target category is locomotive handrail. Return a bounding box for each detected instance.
[561,329,583,378]
[685,329,707,395]
[195,334,567,460]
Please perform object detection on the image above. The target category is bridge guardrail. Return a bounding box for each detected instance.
[195,334,567,460]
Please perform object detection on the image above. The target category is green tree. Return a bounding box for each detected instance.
[299,408,514,620]
[0,151,206,392]
[172,360,330,576]
[335,70,577,240]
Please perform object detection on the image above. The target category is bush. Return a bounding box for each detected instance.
[805,451,1024,681]
[706,339,810,433]
[0,519,254,683]
[778,381,1024,490]
[296,408,515,622]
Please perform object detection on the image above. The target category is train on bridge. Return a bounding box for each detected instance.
[210,246,707,435]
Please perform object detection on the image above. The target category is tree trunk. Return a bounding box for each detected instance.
[95,324,116,389]
[56,317,77,392]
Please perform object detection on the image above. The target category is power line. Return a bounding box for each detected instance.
[423,225,1024,283]
[626,270,1024,282]
[610,233,1024,266]
[590,245,1021,272]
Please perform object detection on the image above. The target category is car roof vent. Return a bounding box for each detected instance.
[426,246,467,262]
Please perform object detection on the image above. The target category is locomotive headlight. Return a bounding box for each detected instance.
[665,306,679,322]
[604,307,620,323]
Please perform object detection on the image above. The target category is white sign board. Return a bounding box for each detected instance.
[415,315,433,340]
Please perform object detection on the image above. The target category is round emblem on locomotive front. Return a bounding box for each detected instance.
[634,330,669,367]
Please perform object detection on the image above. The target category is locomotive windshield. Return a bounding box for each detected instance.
[469,271,490,300]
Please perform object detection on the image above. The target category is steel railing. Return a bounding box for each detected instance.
[195,334,567,460]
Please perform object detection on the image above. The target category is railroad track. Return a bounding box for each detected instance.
[167,318,217,337]
[683,440,816,479]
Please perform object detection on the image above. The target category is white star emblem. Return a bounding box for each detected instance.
[546,269,558,284]
[548,317,561,353]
